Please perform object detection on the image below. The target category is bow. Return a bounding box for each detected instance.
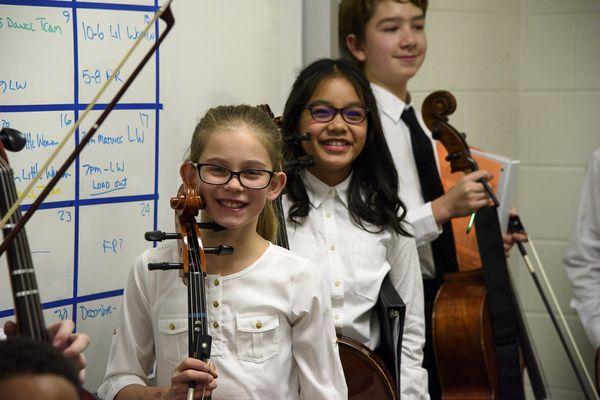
[0,0,175,257]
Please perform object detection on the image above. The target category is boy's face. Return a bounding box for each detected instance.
[348,0,427,92]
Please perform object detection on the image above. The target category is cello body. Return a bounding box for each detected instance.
[433,270,500,399]
[422,91,547,400]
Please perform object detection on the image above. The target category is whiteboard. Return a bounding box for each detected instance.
[0,0,302,392]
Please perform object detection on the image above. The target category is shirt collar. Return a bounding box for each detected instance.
[303,171,351,209]
[370,82,413,123]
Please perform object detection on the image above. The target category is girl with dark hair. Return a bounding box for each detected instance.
[282,58,428,398]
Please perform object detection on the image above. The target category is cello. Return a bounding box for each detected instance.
[0,127,94,399]
[258,104,401,400]
[422,91,548,399]
[144,161,233,400]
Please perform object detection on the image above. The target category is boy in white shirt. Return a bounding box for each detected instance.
[338,1,499,397]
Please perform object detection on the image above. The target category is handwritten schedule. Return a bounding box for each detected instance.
[0,0,161,391]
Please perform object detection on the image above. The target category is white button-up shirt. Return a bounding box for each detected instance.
[283,172,428,399]
[97,242,347,400]
[565,147,600,349]
[371,83,443,279]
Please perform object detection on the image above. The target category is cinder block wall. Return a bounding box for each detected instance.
[411,1,600,398]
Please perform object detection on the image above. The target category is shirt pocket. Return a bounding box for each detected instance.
[157,315,187,366]
[235,313,280,363]
[352,241,389,301]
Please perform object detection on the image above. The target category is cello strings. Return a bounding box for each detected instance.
[527,237,600,399]
[1,160,39,340]
[7,164,44,341]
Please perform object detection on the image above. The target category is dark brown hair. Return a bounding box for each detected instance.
[282,58,410,236]
[338,0,429,60]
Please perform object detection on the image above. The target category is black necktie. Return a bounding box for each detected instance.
[401,107,458,278]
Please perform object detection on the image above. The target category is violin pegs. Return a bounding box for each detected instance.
[293,132,311,142]
[297,155,316,168]
[144,231,180,242]
[460,132,467,140]
[197,221,225,231]
[446,152,461,162]
[148,262,183,271]
[204,245,234,256]
[431,126,442,140]
[0,128,26,152]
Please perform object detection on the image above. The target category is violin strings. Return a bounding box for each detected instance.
[527,238,600,399]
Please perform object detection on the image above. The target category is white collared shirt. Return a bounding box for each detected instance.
[371,83,442,279]
[97,242,347,400]
[283,172,429,399]
[565,148,600,349]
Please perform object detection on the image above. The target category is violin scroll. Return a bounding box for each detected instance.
[170,162,204,216]
[422,90,499,207]
[422,91,476,174]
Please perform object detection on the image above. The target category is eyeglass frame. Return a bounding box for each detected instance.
[193,162,276,190]
[304,104,369,124]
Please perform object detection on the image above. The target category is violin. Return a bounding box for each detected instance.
[144,161,232,400]
[258,104,399,400]
[422,91,548,399]
[0,128,94,400]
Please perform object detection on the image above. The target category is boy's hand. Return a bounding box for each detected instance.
[168,357,218,399]
[432,170,494,225]
[503,208,528,257]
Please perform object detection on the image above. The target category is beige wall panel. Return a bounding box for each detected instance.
[429,0,519,14]
[522,0,600,14]
[522,313,594,393]
[518,167,585,238]
[412,12,518,91]
[512,240,576,314]
[518,93,600,166]
[520,16,573,90]
[574,14,600,89]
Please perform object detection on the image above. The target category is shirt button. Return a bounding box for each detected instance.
[334,315,341,320]
[255,321,263,329]
[213,301,219,308]
[213,321,219,328]
[113,329,117,335]
[329,245,336,251]
[334,281,341,287]
[325,212,332,218]
[169,323,175,330]
[213,279,220,286]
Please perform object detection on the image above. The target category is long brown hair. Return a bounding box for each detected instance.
[187,105,283,242]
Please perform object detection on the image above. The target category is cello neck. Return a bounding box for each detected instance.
[0,153,48,342]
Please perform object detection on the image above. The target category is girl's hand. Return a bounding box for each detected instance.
[432,170,494,225]
[167,357,218,399]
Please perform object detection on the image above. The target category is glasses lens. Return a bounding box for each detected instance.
[310,105,336,122]
[342,107,367,123]
[199,164,230,185]
[240,170,271,189]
